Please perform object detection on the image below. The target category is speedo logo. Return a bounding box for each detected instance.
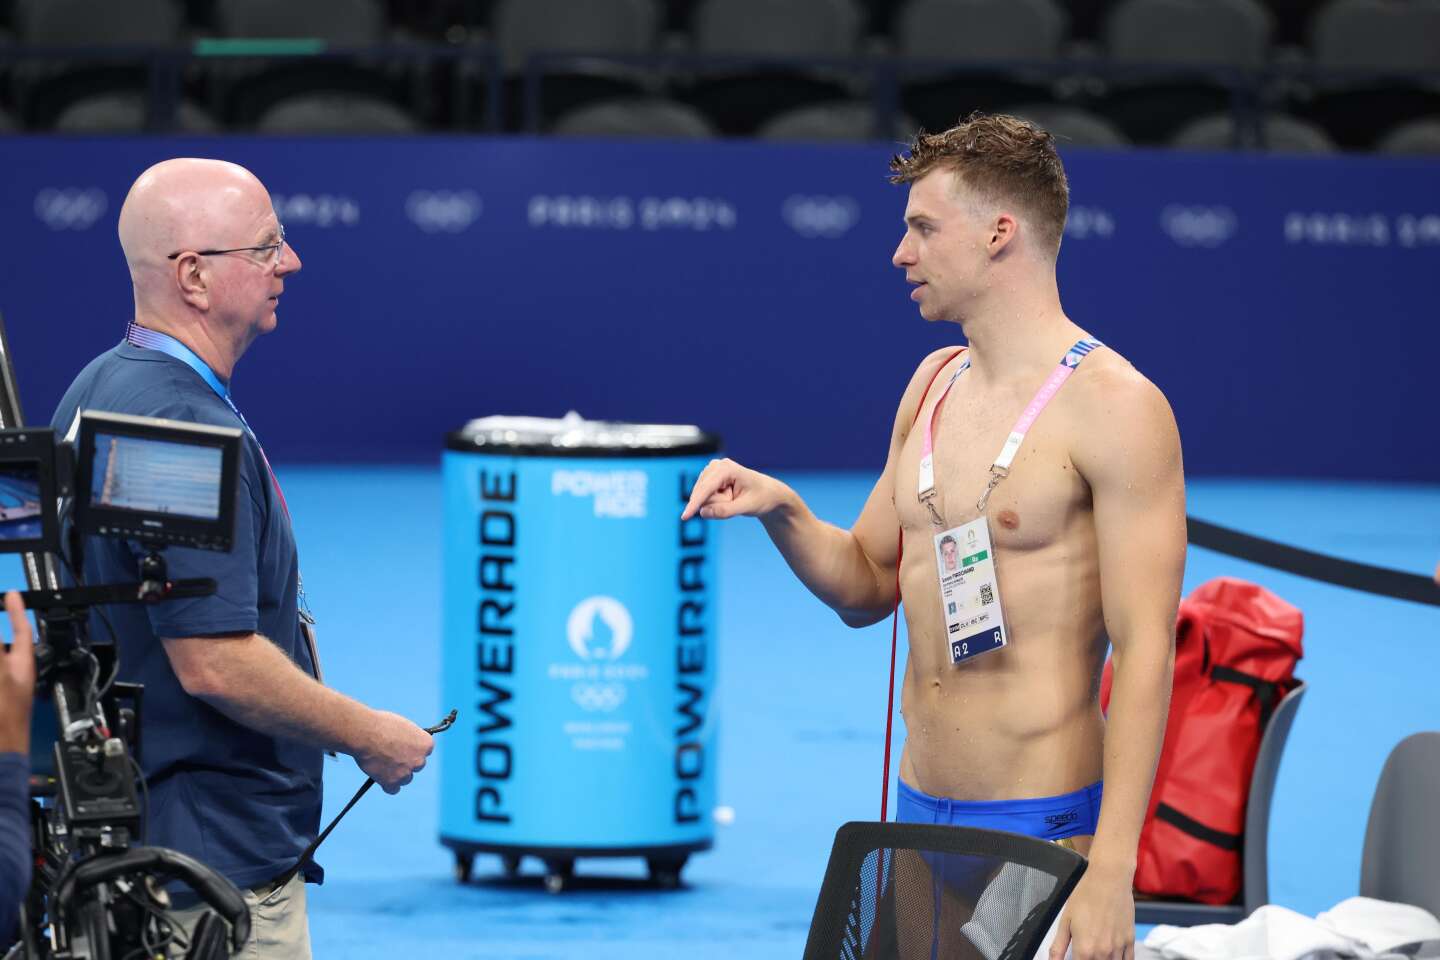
[1044,810,1080,828]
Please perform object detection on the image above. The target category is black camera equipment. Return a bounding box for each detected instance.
[0,318,251,960]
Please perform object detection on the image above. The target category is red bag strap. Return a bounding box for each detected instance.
[879,348,966,821]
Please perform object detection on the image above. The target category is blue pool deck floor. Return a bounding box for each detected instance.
[11,469,1438,958]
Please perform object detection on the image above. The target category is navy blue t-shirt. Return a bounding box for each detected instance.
[0,752,28,946]
[51,343,322,889]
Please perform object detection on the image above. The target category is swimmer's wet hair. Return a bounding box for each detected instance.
[890,112,1069,258]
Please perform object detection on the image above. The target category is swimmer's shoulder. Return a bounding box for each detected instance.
[1067,343,1180,444]
[894,345,968,432]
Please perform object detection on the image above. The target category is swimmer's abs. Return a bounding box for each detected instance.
[898,683,1105,802]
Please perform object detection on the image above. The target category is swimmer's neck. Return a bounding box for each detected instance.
[957,303,1086,385]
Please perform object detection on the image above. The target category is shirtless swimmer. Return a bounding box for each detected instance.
[682,114,1187,960]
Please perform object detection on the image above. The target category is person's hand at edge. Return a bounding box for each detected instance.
[0,592,36,755]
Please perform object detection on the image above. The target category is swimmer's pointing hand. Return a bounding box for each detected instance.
[681,458,796,522]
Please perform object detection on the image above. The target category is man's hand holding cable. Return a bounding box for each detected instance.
[355,711,434,794]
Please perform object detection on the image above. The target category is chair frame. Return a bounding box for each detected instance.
[1134,680,1307,926]
[803,821,1088,960]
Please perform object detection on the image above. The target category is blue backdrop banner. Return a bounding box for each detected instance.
[1,137,1434,479]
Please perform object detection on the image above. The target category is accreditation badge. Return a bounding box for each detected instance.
[933,517,1008,665]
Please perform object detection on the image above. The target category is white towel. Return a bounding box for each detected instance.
[1143,898,1440,960]
[1145,904,1365,960]
[1316,898,1440,955]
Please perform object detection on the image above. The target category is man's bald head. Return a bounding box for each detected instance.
[117,159,298,376]
[118,158,271,285]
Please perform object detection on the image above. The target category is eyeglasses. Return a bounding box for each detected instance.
[167,223,287,267]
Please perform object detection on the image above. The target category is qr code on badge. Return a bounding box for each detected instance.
[979,584,994,606]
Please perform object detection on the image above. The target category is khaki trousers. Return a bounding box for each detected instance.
[168,872,311,960]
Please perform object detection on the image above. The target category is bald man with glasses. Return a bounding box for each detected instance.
[51,159,433,958]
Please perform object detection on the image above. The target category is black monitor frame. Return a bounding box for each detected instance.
[0,427,62,556]
[75,411,242,552]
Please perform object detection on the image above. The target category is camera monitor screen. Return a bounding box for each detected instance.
[77,411,242,552]
[91,434,224,520]
[0,429,60,555]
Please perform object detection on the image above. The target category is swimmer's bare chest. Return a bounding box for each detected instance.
[890,362,1109,800]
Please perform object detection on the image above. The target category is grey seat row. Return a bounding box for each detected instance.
[9,0,1437,74]
[550,97,1440,154]
[1,0,1437,144]
[5,89,1438,155]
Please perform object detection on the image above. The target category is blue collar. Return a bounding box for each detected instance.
[125,322,233,403]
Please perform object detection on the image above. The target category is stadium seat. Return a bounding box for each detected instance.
[211,0,402,127]
[494,0,659,131]
[685,0,864,136]
[1375,117,1440,155]
[51,93,218,133]
[12,0,182,128]
[551,96,714,139]
[1096,0,1274,144]
[896,0,1067,133]
[1003,103,1131,148]
[756,100,918,142]
[1170,111,1336,152]
[1299,0,1440,149]
[256,92,419,133]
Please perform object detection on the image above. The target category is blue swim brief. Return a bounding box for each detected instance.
[884,779,1103,960]
[896,778,1103,843]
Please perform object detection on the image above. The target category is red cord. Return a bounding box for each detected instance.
[880,531,902,822]
[880,348,966,822]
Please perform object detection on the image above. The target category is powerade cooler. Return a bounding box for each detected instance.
[439,414,721,892]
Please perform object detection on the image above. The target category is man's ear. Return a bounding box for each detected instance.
[989,213,1019,257]
[175,254,209,310]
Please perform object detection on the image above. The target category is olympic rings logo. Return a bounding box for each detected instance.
[33,188,108,231]
[405,190,482,233]
[272,193,360,228]
[1161,205,1237,248]
[783,195,860,239]
[572,682,627,712]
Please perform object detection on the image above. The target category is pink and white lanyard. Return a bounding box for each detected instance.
[917,337,1102,526]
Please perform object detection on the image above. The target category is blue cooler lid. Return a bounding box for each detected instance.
[446,412,722,458]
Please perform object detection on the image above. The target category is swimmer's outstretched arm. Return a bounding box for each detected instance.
[680,348,960,628]
[681,458,895,626]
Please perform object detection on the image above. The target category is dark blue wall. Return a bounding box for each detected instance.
[1,137,1435,479]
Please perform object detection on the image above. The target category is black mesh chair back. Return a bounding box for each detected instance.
[804,822,1087,960]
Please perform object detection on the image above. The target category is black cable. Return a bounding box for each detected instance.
[56,547,124,697]
[128,754,150,846]
[54,547,123,730]
[272,709,458,889]
[1187,516,1440,608]
[117,884,186,960]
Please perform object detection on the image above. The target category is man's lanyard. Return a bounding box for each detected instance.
[124,323,319,641]
[125,322,291,520]
[917,337,1103,526]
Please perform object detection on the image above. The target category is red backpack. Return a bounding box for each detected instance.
[1100,577,1303,905]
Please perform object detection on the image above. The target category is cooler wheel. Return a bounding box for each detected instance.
[542,858,575,894]
[647,855,688,890]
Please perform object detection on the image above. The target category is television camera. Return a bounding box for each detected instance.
[0,398,252,960]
